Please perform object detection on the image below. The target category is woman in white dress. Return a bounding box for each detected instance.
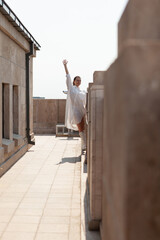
[63,59,86,151]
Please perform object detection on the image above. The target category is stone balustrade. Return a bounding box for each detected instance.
[86,1,160,240]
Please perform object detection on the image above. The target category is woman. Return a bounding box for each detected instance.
[63,59,86,151]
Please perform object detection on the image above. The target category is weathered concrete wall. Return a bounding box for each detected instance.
[118,0,160,53]
[33,99,66,134]
[0,9,37,176]
[100,0,160,239]
[101,42,160,240]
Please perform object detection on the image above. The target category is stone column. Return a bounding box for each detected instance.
[87,71,104,230]
[101,42,160,240]
[86,82,93,184]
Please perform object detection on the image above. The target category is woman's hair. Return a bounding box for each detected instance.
[73,76,81,85]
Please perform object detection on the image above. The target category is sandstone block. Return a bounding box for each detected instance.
[13,134,23,147]
[102,42,160,240]
[0,147,4,164]
[2,139,15,154]
[118,0,160,53]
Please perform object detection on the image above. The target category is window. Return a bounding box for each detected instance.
[2,83,10,139]
[13,85,19,134]
[2,84,4,138]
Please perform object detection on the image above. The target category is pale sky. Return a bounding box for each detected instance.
[6,0,129,99]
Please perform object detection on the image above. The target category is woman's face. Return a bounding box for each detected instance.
[74,77,81,87]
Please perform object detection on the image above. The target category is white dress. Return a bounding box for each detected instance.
[65,74,86,131]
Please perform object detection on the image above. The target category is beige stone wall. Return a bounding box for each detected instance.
[33,99,66,134]
[118,0,160,53]
[0,25,27,139]
[0,10,36,176]
[101,42,160,240]
[100,1,160,240]
[85,1,160,239]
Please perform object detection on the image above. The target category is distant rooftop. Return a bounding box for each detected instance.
[0,0,41,50]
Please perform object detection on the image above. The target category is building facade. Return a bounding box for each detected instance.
[0,0,40,176]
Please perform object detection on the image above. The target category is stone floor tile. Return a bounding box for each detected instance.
[0,216,12,223]
[43,208,71,217]
[71,208,81,217]
[69,223,81,233]
[1,232,35,240]
[24,192,49,198]
[35,233,68,240]
[0,136,84,240]
[38,223,69,233]
[0,202,19,209]
[0,223,8,232]
[0,196,22,203]
[5,223,38,232]
[1,192,25,198]
[71,202,81,209]
[45,202,71,209]
[11,215,41,224]
[40,216,70,224]
[21,197,47,204]
[18,202,45,209]
[0,208,15,216]
[70,216,81,225]
[69,231,80,240]
[47,197,72,203]
[15,208,43,216]
[27,185,51,193]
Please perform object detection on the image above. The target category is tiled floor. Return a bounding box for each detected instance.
[0,135,100,240]
[0,136,81,240]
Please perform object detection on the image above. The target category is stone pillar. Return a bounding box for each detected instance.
[86,82,93,184]
[87,71,104,230]
[101,43,160,240]
[118,0,160,53]
[29,57,34,140]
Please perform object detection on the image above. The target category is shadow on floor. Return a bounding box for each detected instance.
[57,156,81,165]
[59,137,79,141]
[83,160,87,174]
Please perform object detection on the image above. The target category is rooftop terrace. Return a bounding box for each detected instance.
[0,135,100,240]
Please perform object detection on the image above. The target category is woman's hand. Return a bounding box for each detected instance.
[63,59,69,74]
[63,59,68,65]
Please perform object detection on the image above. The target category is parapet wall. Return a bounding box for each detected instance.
[33,99,66,134]
[86,1,160,240]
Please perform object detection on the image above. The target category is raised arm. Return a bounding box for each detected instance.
[62,59,73,90]
[63,59,69,75]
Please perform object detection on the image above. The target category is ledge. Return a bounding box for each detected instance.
[2,138,15,154]
[13,134,23,147]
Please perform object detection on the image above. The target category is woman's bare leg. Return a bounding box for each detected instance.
[77,117,85,132]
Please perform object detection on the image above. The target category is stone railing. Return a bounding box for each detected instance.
[86,1,160,240]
